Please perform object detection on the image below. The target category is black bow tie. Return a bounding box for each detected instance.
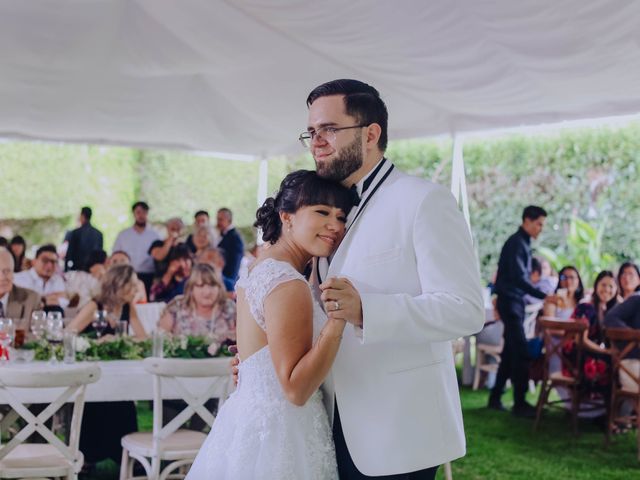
[349,185,361,207]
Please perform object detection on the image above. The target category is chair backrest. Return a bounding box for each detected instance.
[142,357,232,445]
[524,302,543,339]
[606,328,640,394]
[135,302,166,335]
[0,363,101,473]
[539,317,587,379]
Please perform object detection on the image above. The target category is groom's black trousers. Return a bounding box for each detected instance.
[333,402,438,480]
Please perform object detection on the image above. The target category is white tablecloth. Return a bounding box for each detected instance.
[0,359,233,404]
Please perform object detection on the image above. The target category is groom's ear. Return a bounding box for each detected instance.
[364,123,382,150]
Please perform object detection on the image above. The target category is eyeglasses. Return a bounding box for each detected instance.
[560,274,578,281]
[298,125,367,148]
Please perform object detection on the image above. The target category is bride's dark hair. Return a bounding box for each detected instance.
[255,170,352,244]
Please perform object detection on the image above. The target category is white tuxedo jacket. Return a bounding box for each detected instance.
[318,164,484,476]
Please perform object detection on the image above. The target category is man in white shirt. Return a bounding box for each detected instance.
[112,201,160,293]
[14,244,68,310]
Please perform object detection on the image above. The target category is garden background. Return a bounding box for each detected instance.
[1,121,639,284]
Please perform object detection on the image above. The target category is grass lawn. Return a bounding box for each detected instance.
[84,390,639,480]
[439,387,639,480]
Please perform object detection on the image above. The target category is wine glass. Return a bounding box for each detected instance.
[92,311,109,339]
[46,312,64,365]
[30,310,47,339]
[0,318,15,364]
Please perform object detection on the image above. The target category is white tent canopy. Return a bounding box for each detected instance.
[2,0,640,156]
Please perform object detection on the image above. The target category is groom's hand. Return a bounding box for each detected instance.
[320,277,363,328]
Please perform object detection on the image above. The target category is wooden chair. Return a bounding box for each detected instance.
[472,334,503,391]
[120,357,232,480]
[533,318,597,435]
[0,363,101,479]
[605,328,640,459]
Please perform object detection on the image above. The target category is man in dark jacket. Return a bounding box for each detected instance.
[65,206,103,271]
[488,205,555,417]
[216,208,244,289]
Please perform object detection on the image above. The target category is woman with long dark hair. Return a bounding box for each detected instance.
[617,261,640,300]
[9,235,30,272]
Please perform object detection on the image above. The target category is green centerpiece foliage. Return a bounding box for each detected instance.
[22,335,234,362]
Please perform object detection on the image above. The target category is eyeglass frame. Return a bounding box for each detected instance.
[298,124,368,148]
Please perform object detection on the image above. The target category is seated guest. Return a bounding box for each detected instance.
[524,257,556,305]
[617,261,640,300]
[149,244,192,303]
[0,247,41,322]
[186,210,220,253]
[66,263,146,339]
[564,271,620,395]
[543,265,584,319]
[67,264,144,473]
[604,291,640,330]
[604,291,640,410]
[9,235,30,272]
[65,249,107,309]
[192,225,215,260]
[14,244,69,312]
[158,263,236,341]
[198,246,235,293]
[107,251,147,303]
[149,217,184,275]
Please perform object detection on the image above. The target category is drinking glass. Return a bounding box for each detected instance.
[116,320,129,337]
[30,310,47,339]
[0,318,15,364]
[63,330,77,364]
[92,311,109,339]
[46,312,64,365]
[152,330,165,358]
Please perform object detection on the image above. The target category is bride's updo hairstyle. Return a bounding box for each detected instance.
[255,170,352,244]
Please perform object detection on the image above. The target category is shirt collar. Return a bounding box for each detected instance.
[518,226,531,243]
[354,156,386,197]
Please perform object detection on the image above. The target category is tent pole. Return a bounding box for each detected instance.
[450,134,471,234]
[256,157,269,245]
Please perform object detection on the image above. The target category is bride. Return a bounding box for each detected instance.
[186,170,352,479]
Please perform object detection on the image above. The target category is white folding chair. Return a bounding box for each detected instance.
[524,302,543,340]
[134,302,166,336]
[120,358,232,480]
[0,363,101,479]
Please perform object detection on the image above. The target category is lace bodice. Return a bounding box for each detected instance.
[236,258,309,332]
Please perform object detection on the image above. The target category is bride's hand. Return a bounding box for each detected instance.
[320,277,363,328]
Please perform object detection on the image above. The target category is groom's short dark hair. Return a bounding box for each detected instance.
[306,79,389,152]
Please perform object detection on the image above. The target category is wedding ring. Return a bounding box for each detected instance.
[333,301,340,311]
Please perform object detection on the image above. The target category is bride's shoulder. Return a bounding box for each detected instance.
[240,257,306,292]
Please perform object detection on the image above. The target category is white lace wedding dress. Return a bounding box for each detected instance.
[186,258,338,480]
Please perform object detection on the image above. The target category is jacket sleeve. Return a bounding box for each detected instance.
[604,296,640,329]
[509,243,546,299]
[360,186,485,345]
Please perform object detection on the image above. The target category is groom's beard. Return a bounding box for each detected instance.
[315,132,363,182]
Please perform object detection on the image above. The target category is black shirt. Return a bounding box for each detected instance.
[494,227,546,302]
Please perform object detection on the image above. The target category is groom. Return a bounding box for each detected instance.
[307,79,484,479]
